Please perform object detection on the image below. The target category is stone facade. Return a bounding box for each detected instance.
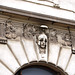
[0,13,75,75]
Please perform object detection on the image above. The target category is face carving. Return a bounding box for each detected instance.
[37,33,47,49]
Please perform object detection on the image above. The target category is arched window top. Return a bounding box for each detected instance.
[16,65,57,75]
[15,62,67,75]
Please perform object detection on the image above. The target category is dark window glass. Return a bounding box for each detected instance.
[16,65,58,75]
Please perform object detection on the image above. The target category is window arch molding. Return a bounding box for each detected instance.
[15,61,68,75]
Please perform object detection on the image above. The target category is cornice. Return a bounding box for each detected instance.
[0,5,75,26]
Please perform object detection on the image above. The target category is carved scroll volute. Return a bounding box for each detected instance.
[5,21,17,39]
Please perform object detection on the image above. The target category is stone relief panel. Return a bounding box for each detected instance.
[22,24,49,60]
[49,28,57,43]
[0,19,75,54]
[49,28,71,47]
[5,21,17,39]
[23,23,36,40]
[56,32,71,47]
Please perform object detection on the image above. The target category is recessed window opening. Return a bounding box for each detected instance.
[15,65,59,75]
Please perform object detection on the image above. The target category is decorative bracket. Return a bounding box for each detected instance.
[68,27,75,54]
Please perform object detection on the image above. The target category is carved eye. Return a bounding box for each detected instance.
[40,38,43,41]
[45,39,47,42]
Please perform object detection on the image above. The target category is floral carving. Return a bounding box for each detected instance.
[5,21,17,39]
[57,32,71,46]
[23,24,36,39]
[49,29,57,43]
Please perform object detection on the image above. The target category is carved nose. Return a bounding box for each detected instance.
[42,40,45,44]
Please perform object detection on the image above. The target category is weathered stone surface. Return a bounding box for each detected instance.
[0,16,75,75]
